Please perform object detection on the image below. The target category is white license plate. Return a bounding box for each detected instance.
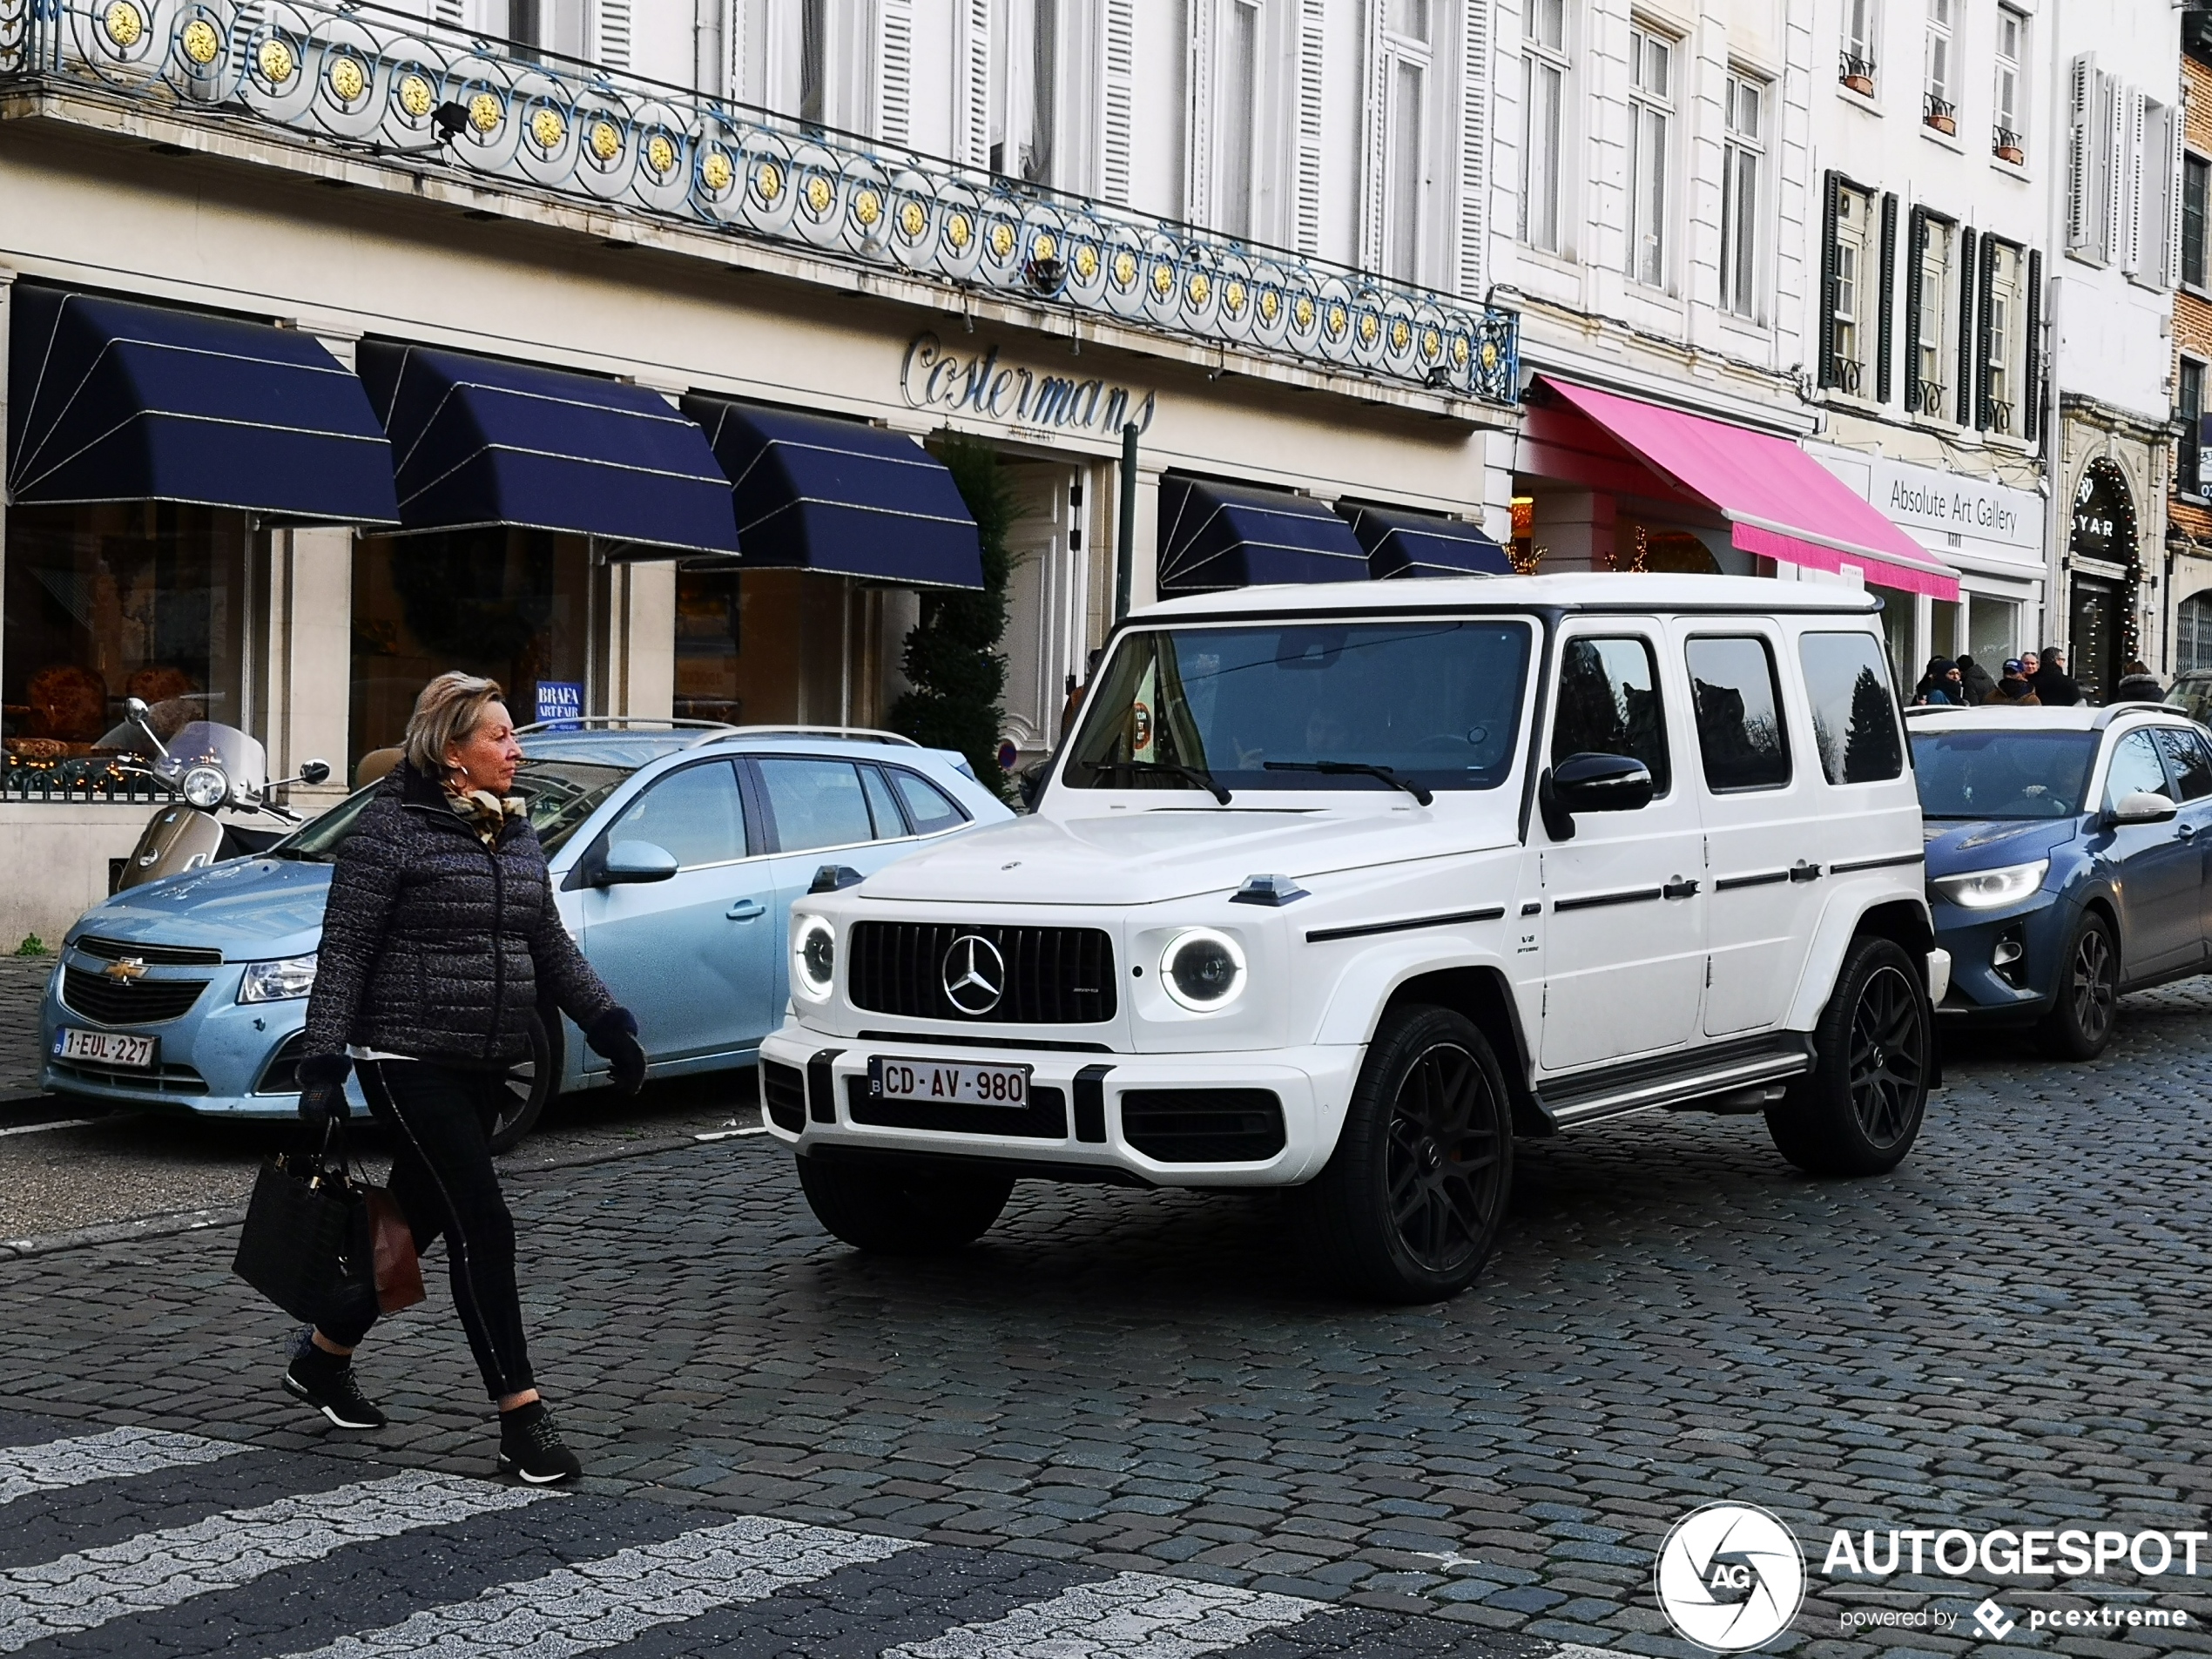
[869,1056,1029,1108]
[52,1028,155,1069]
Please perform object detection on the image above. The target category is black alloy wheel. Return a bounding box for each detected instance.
[489,1009,557,1153]
[1386,1041,1510,1278]
[1846,962,1926,1150]
[2038,912,2119,1060]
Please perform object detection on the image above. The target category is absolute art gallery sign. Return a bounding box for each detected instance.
[900,332,1157,439]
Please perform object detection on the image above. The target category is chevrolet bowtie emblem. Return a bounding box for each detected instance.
[941,934,1005,1017]
[102,958,148,982]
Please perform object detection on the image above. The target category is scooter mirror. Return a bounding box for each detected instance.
[300,759,331,786]
[125,696,151,723]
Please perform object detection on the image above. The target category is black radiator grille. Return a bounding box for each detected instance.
[847,922,1116,1024]
[61,966,206,1025]
[72,934,223,966]
[1121,1089,1286,1163]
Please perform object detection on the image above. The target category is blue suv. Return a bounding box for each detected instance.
[40,723,1011,1145]
[1912,705,2212,1058]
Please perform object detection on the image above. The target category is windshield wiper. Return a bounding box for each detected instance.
[1081,759,1231,804]
[1264,760,1433,806]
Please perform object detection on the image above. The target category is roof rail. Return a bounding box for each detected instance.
[715,725,922,746]
[516,715,743,752]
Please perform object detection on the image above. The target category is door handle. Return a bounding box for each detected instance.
[1662,876,1700,900]
[1790,860,1823,882]
[2179,825,2198,841]
[725,899,766,921]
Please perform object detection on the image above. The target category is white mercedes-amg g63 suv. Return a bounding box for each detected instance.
[760,574,1946,1301]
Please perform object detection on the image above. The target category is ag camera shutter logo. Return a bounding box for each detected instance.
[1655,1502,1807,1651]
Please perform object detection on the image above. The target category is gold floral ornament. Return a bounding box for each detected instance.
[803,173,833,215]
[1479,339,1499,369]
[1223,280,1246,315]
[853,187,882,227]
[1150,262,1174,299]
[1390,318,1411,353]
[398,74,435,118]
[1185,271,1211,307]
[1073,245,1100,281]
[1293,294,1316,330]
[1325,302,1346,338]
[468,91,501,132]
[256,37,295,84]
[179,19,219,65]
[1359,314,1380,347]
[898,199,927,239]
[1031,232,1056,262]
[645,133,678,176]
[327,55,366,103]
[589,120,623,163]
[988,221,1016,259]
[1421,327,1441,361]
[1110,249,1137,288]
[699,149,733,192]
[945,212,973,250]
[1451,335,1471,367]
[101,1,142,49]
[1259,289,1281,324]
[754,160,784,202]
[529,107,564,151]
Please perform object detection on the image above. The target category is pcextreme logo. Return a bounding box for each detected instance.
[1653,1503,1807,1652]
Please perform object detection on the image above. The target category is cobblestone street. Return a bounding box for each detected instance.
[1,977,2209,1655]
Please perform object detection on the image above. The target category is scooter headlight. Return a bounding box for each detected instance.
[793,916,836,1001]
[1160,928,1247,1011]
[180,765,229,810]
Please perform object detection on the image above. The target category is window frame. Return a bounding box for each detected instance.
[1831,183,1877,395]
[1377,0,1434,282]
[1993,6,2027,160]
[1720,71,1766,321]
[1984,240,2026,436]
[1685,633,1795,795]
[1519,0,1570,253]
[2183,151,2211,292]
[1626,24,1676,291]
[1916,215,1958,421]
[2180,357,2208,503]
[1923,0,1953,132]
[1841,0,1878,95]
[1548,632,1673,799]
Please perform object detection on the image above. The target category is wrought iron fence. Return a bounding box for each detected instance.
[0,0,1518,404]
[1,759,179,803]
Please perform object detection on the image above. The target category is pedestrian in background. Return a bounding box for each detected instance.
[1985,660,2042,706]
[2113,660,2166,705]
[2032,646,2084,707]
[287,672,647,1484]
[1913,658,1966,705]
[1955,654,1996,705]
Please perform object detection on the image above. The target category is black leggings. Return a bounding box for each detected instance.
[320,1060,535,1399]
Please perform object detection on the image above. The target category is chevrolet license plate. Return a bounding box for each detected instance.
[52,1028,155,1068]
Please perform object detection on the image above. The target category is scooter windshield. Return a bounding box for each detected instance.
[152,723,269,799]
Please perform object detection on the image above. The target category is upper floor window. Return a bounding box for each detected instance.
[1378,0,1434,280]
[1923,0,1954,134]
[1720,74,1765,320]
[1831,185,1875,395]
[1993,8,2026,162]
[2184,152,2211,289]
[1984,241,2025,435]
[798,0,828,126]
[1520,0,1568,252]
[1213,0,1261,235]
[1916,217,1956,419]
[1025,0,1061,185]
[1841,0,1878,94]
[2180,359,2207,501]
[1627,25,1674,288]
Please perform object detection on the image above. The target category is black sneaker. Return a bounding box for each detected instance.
[282,1340,387,1431]
[497,1401,582,1486]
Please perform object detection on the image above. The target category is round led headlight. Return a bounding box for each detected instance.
[1160,927,1247,1012]
[792,915,837,1000]
[180,764,229,810]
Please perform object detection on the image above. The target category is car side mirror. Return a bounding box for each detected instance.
[300,759,331,786]
[2108,790,2179,826]
[1541,752,1656,839]
[597,840,679,885]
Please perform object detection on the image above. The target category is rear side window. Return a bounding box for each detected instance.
[758,758,875,853]
[1798,631,1904,785]
[891,768,969,834]
[1551,636,1669,794]
[1686,636,1791,792]
[2153,727,2212,801]
[860,765,907,837]
[2105,731,2171,807]
[601,761,746,869]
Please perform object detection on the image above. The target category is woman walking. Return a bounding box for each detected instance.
[286,673,646,1484]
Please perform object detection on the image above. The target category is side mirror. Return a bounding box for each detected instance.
[597,840,679,885]
[125,696,151,723]
[2109,789,2179,826]
[300,759,331,786]
[808,864,866,894]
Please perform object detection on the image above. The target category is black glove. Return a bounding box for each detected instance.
[586,1007,647,1097]
[297,1053,350,1137]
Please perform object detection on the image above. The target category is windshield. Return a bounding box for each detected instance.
[1911,729,2099,819]
[151,722,268,793]
[1064,618,1534,795]
[269,759,631,861]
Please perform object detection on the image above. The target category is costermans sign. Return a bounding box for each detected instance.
[901,332,1156,437]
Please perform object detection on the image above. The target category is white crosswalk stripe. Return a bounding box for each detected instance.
[279,1514,919,1658]
[0,1469,556,1654]
[885,1571,1332,1659]
[0,1426,247,1507]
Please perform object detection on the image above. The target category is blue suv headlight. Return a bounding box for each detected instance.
[238,953,318,1003]
[1931,860,2049,910]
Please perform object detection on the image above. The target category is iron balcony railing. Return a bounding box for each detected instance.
[0,0,1519,404]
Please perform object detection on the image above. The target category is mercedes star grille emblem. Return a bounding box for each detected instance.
[941,934,1005,1017]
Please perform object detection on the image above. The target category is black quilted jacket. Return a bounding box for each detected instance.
[301,762,616,1067]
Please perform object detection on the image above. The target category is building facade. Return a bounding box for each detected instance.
[2168,15,2212,680]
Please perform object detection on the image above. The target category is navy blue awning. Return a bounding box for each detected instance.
[1156,475,1370,597]
[684,397,983,590]
[7,287,398,524]
[357,341,738,555]
[1336,501,1512,579]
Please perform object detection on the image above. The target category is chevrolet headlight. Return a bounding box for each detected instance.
[793,916,836,1001]
[1932,860,2049,910]
[1161,928,1247,1011]
[238,953,318,1003]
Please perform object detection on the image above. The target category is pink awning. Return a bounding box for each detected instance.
[1527,378,1961,601]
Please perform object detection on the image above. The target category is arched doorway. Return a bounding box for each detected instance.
[2067,459,2137,699]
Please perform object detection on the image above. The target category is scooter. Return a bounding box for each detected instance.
[108,698,331,889]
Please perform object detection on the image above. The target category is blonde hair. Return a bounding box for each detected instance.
[403,672,507,779]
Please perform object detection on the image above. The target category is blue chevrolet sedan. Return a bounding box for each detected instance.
[1912,705,2212,1059]
[39,724,1011,1146]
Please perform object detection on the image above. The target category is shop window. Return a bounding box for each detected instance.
[349,528,590,775]
[1720,74,1765,320]
[3,502,247,772]
[671,567,879,731]
[1551,637,1669,793]
[1966,593,2020,670]
[1519,0,1568,252]
[1686,636,1791,792]
[1799,631,1903,786]
[1626,25,1674,289]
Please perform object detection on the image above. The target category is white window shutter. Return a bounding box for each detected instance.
[1358,0,1388,272]
[1186,3,1215,227]
[435,0,462,27]
[2102,71,2126,265]
[1103,0,1136,203]
[2172,104,2188,288]
[595,0,630,70]
[2122,87,2146,273]
[2067,55,2093,254]
[879,0,913,145]
[1457,0,1487,296]
[1294,0,1325,253]
[960,0,992,167]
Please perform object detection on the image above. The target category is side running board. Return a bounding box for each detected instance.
[1534,1035,1816,1130]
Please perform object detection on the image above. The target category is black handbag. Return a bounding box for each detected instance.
[233,1121,380,1332]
